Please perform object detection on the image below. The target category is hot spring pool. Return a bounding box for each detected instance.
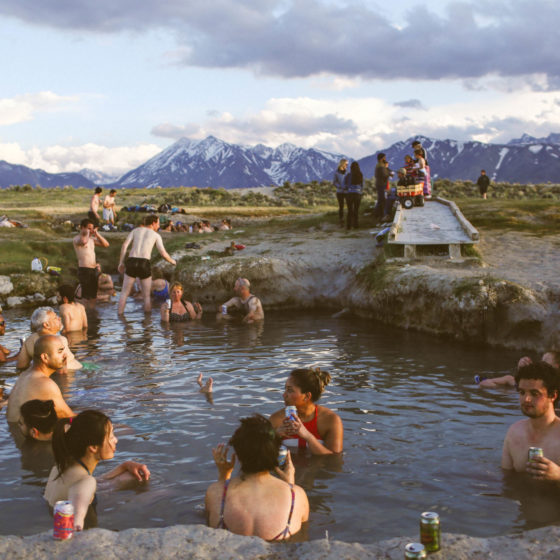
[1,303,557,542]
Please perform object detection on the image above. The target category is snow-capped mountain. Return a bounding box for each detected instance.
[114,136,344,189]
[0,160,96,189]
[79,168,120,185]
[359,135,560,183]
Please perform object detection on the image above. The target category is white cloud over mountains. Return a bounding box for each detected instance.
[0,92,77,126]
[1,0,558,84]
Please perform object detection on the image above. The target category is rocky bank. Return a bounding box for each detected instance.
[2,524,560,559]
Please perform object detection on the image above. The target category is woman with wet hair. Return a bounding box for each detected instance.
[270,367,343,455]
[160,282,203,323]
[44,410,150,531]
[205,414,309,540]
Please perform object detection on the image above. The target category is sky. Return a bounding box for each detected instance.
[1,0,559,176]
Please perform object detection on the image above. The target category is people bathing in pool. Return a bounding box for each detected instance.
[160,282,203,323]
[44,410,150,532]
[476,352,559,389]
[19,399,58,441]
[270,367,343,455]
[205,414,309,540]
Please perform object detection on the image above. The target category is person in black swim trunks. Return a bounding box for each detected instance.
[44,410,150,531]
[160,282,202,323]
[117,215,176,315]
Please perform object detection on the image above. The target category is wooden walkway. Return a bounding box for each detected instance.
[388,197,479,258]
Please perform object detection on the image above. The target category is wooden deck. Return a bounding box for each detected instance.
[388,197,479,258]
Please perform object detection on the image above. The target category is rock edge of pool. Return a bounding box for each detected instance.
[1,524,559,559]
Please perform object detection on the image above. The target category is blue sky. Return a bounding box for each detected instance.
[0,0,559,176]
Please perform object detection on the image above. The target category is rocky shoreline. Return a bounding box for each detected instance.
[2,524,560,559]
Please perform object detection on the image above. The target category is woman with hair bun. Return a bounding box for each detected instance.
[44,410,150,531]
[270,368,343,455]
[205,414,309,540]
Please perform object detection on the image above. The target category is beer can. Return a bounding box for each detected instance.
[221,305,228,315]
[528,447,544,461]
[285,406,297,421]
[53,500,74,540]
[404,543,427,559]
[420,511,440,552]
[278,445,288,467]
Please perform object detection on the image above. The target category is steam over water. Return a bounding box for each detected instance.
[1,305,558,542]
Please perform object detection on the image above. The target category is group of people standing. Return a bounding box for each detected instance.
[333,140,432,227]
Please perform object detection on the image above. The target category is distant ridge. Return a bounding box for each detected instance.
[1,133,559,189]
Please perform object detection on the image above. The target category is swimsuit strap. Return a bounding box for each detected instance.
[218,478,230,529]
[77,459,91,476]
[272,484,296,541]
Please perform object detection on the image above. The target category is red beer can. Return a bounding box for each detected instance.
[53,500,74,540]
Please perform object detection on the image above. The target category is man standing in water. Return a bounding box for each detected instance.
[502,361,560,479]
[73,218,109,309]
[219,278,264,323]
[7,335,75,424]
[117,215,176,315]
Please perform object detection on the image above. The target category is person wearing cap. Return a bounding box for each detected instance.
[218,278,264,323]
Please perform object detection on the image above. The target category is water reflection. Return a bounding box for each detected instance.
[0,306,551,542]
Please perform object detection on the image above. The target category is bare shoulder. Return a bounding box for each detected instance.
[504,419,528,440]
[270,409,285,426]
[317,405,341,424]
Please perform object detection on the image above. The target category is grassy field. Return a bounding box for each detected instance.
[1,182,558,282]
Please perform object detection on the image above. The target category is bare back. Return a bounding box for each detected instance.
[7,367,73,422]
[60,302,88,333]
[127,228,164,259]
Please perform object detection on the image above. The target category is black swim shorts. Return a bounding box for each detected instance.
[125,257,151,280]
[78,267,98,299]
[87,211,100,228]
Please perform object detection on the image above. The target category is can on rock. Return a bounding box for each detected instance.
[53,500,74,540]
[420,511,440,552]
[404,542,427,559]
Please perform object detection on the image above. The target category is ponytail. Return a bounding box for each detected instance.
[290,367,331,402]
[52,410,111,477]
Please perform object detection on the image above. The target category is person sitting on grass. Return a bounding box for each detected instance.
[476,352,559,388]
[205,414,309,540]
[44,410,150,532]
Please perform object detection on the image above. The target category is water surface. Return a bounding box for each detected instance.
[1,304,556,542]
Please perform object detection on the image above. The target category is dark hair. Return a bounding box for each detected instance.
[377,152,386,162]
[411,140,421,147]
[58,284,76,303]
[290,367,331,402]
[94,187,103,194]
[52,410,111,476]
[20,399,57,435]
[229,414,281,474]
[481,169,486,173]
[515,361,560,404]
[110,189,117,195]
[143,214,159,226]
[349,161,363,185]
[80,218,93,228]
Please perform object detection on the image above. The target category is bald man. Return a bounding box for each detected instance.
[7,335,75,424]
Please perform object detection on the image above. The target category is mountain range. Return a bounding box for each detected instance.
[1,133,559,189]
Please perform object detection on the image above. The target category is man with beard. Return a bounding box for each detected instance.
[7,335,75,425]
[501,361,560,479]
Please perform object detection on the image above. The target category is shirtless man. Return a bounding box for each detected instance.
[19,399,58,440]
[502,361,560,480]
[88,187,102,227]
[73,218,109,309]
[0,309,18,364]
[117,215,176,315]
[58,284,88,333]
[102,189,117,226]
[7,335,75,424]
[219,278,264,323]
[478,352,559,388]
[17,307,82,371]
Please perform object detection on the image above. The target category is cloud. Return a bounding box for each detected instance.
[0,92,78,126]
[0,142,161,176]
[393,99,426,110]
[1,1,559,84]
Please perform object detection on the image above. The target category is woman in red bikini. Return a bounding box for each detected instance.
[205,414,309,540]
[270,367,344,455]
